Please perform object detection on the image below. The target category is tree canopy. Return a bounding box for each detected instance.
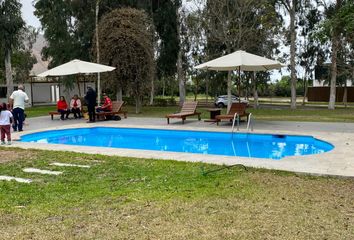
[94,8,154,113]
[29,0,354,107]
[0,0,26,97]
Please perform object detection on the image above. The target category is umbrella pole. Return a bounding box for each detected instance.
[238,66,241,102]
[227,70,232,113]
[97,72,101,103]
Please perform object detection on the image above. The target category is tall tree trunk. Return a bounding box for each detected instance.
[252,72,259,109]
[302,72,308,106]
[245,76,249,100]
[149,77,154,105]
[5,48,13,99]
[205,72,209,106]
[227,70,232,113]
[135,96,141,114]
[162,77,165,98]
[177,47,185,107]
[177,7,185,107]
[302,79,308,106]
[95,0,101,103]
[328,0,341,110]
[343,81,347,108]
[194,79,198,101]
[290,2,297,109]
[116,86,122,101]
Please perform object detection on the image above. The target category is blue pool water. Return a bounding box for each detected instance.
[20,127,334,160]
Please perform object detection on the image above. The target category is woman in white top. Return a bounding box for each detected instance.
[0,103,14,145]
[69,94,82,119]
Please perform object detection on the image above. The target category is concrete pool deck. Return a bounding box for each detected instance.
[6,116,354,177]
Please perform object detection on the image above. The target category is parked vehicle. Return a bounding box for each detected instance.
[214,95,249,108]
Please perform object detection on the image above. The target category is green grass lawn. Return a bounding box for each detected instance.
[27,104,354,122]
[26,106,55,118]
[0,148,353,239]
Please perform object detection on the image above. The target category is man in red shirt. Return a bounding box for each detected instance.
[96,93,112,112]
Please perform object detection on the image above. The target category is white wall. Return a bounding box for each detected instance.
[313,79,353,87]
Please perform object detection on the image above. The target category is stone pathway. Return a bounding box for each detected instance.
[50,162,91,168]
[23,168,63,175]
[1,161,96,184]
[0,176,32,183]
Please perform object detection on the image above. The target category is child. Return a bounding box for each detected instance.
[0,103,14,145]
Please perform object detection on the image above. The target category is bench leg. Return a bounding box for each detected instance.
[51,114,53,120]
[198,114,201,121]
[182,118,185,124]
[124,113,127,118]
[167,118,170,124]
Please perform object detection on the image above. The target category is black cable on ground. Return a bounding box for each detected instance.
[200,164,248,176]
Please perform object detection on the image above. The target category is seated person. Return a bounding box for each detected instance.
[96,93,112,112]
[57,96,69,120]
[69,94,82,119]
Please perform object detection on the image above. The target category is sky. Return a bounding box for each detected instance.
[20,0,41,29]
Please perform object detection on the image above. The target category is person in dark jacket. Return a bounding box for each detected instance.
[84,87,97,122]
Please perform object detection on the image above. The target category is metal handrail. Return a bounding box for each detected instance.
[231,112,239,135]
[246,113,254,132]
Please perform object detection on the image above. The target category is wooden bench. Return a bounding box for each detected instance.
[49,110,84,120]
[49,111,61,120]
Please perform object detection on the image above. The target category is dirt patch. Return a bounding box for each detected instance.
[0,149,37,164]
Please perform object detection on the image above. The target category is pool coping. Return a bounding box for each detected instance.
[7,120,354,178]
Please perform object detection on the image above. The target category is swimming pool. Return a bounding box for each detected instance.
[20,127,334,160]
[21,127,334,160]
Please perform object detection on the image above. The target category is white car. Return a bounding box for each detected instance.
[214,95,249,108]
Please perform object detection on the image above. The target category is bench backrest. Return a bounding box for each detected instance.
[227,102,247,115]
[112,101,124,112]
[180,101,198,113]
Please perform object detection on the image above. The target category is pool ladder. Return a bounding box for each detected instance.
[231,113,254,135]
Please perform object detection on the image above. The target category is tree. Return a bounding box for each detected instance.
[276,0,302,109]
[195,0,281,111]
[35,0,86,67]
[335,0,354,107]
[153,0,180,101]
[328,0,342,110]
[0,0,25,98]
[298,2,323,105]
[316,0,354,109]
[35,0,180,104]
[94,8,154,113]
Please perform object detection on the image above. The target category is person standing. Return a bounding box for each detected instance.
[85,87,97,122]
[9,85,29,132]
[0,103,14,145]
[69,94,82,119]
[57,96,69,120]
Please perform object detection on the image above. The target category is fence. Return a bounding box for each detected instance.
[307,87,354,102]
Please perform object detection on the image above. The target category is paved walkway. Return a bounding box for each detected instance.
[8,116,354,177]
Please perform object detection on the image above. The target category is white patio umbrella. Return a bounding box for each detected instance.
[194,50,285,110]
[195,50,284,71]
[37,59,115,99]
[37,59,115,77]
